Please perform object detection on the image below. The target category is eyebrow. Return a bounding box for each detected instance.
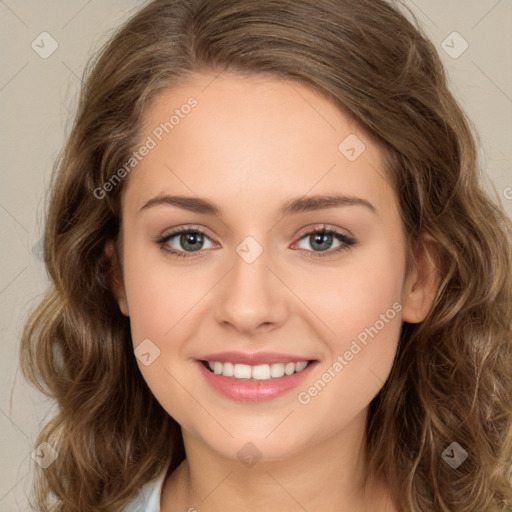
[139,193,378,216]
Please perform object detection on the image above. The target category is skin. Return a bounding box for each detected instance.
[108,73,440,511]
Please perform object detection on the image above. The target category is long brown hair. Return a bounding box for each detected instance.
[20,0,512,510]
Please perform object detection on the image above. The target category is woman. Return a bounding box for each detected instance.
[20,0,512,510]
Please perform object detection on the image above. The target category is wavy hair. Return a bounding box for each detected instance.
[20,0,512,510]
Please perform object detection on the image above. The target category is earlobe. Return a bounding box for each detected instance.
[104,240,130,317]
[401,233,441,324]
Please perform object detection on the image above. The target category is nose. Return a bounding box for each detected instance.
[214,244,289,335]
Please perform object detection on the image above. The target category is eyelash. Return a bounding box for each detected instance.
[155,225,357,259]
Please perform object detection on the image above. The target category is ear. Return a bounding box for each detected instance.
[104,240,130,316]
[401,232,441,323]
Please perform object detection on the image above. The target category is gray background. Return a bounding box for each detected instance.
[1,1,511,509]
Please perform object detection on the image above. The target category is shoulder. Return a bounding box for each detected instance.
[122,461,171,512]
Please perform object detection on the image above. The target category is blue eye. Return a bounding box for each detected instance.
[156,227,214,258]
[155,225,356,259]
[294,226,356,258]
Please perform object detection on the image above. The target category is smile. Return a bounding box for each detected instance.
[205,360,310,380]
[196,352,318,402]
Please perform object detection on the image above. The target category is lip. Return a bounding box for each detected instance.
[196,357,318,403]
[200,351,312,365]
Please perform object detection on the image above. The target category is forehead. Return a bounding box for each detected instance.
[122,73,396,220]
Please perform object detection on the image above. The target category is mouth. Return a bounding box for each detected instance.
[195,353,319,402]
[201,359,313,381]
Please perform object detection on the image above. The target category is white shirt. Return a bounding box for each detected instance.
[123,461,171,511]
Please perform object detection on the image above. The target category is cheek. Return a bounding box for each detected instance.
[292,234,405,349]
[290,238,405,421]
[121,244,207,343]
[292,243,405,435]
[120,247,202,428]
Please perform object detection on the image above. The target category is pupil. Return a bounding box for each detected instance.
[182,232,202,251]
[312,232,332,251]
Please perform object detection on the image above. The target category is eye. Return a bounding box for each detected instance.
[155,224,357,259]
[292,225,357,258]
[155,226,216,258]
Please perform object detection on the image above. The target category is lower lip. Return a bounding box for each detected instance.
[196,360,317,402]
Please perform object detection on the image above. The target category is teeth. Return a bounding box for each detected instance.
[284,362,295,375]
[233,364,252,379]
[295,361,308,372]
[252,364,271,380]
[270,363,285,378]
[223,362,234,377]
[205,360,310,380]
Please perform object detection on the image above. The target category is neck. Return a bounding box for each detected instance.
[161,408,396,512]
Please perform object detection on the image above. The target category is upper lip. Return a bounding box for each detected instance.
[199,351,315,366]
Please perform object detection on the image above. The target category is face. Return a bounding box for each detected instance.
[111,73,433,463]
